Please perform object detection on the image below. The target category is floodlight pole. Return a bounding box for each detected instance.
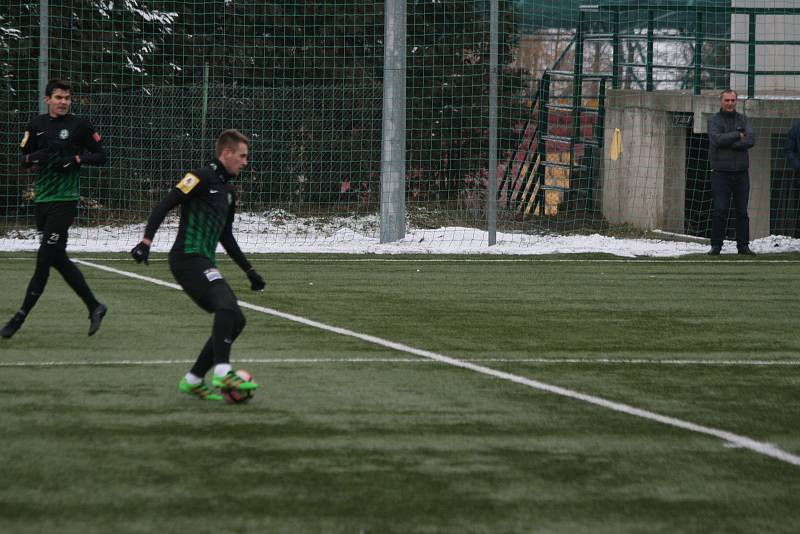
[380,0,407,243]
[38,0,49,113]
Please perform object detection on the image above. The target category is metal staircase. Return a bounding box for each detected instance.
[497,69,608,224]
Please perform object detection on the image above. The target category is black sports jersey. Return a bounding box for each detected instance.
[20,113,107,203]
[144,158,251,269]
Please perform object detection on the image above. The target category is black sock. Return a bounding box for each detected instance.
[190,337,215,378]
[53,253,100,313]
[211,309,236,366]
[20,267,49,315]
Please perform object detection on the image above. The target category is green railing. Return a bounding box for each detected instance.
[579,3,800,98]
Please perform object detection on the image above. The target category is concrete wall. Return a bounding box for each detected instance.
[602,91,693,234]
[602,90,800,238]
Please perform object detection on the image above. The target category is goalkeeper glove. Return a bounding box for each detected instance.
[48,141,79,172]
[246,268,265,291]
[22,148,51,168]
[56,155,80,172]
[130,242,150,265]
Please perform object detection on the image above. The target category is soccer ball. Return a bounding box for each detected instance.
[221,369,255,404]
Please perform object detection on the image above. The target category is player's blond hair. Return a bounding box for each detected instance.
[215,129,250,156]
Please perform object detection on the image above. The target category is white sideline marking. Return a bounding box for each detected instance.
[75,259,800,467]
[4,357,800,367]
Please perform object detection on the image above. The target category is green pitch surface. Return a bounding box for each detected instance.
[1,252,800,533]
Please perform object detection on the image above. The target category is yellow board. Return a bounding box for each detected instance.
[177,173,200,194]
[610,128,623,161]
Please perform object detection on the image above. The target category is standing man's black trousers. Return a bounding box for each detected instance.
[710,170,750,249]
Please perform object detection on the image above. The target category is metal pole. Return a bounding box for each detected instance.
[536,72,551,217]
[380,0,406,243]
[201,62,209,145]
[38,0,49,113]
[646,10,654,92]
[694,9,702,95]
[747,13,756,99]
[487,0,498,246]
[612,9,620,89]
[572,10,585,186]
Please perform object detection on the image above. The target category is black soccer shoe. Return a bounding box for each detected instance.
[88,303,108,337]
[1,312,26,339]
[737,246,756,256]
[707,246,721,256]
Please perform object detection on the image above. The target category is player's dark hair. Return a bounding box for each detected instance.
[215,129,250,156]
[45,79,71,97]
[720,88,737,99]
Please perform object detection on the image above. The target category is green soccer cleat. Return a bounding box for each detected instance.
[212,371,258,392]
[179,377,224,401]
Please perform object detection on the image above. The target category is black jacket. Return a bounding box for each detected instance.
[708,109,755,173]
[785,122,800,171]
[143,158,251,270]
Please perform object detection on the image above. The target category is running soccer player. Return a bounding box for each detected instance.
[1,79,108,339]
[130,129,265,401]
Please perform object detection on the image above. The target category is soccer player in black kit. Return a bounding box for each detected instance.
[1,79,108,339]
[130,129,264,401]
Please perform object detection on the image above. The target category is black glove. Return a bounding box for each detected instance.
[48,141,79,172]
[246,268,265,291]
[130,242,150,265]
[22,148,51,168]
[55,155,80,172]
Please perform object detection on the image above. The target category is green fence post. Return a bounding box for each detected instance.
[612,8,620,89]
[647,10,654,91]
[571,9,586,199]
[536,71,551,217]
[748,12,756,98]
[694,8,703,95]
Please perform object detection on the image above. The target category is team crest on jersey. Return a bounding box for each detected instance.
[20,131,29,148]
[177,173,200,194]
[59,129,69,140]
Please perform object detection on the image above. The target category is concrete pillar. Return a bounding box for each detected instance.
[747,128,771,239]
[662,125,687,233]
[602,91,689,232]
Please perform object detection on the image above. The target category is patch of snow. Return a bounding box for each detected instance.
[2,212,799,257]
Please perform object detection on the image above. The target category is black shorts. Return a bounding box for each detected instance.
[35,201,78,249]
[169,254,238,313]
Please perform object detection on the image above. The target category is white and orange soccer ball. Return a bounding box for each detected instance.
[221,370,255,404]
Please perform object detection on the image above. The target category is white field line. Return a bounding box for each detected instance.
[75,259,800,467]
[4,357,800,367]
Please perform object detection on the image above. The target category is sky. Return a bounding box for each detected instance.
[1,212,799,257]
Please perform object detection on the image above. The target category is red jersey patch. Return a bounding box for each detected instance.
[92,132,102,142]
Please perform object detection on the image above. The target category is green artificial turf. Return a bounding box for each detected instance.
[1,252,799,533]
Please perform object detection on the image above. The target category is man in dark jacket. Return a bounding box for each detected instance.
[707,89,756,255]
[783,121,800,237]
